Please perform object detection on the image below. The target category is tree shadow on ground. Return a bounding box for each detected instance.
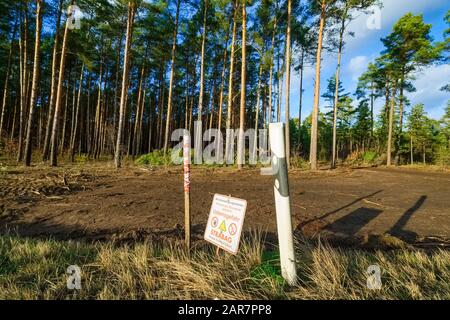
[0,195,429,247]
[297,190,383,230]
[388,195,427,242]
[0,219,282,250]
[324,207,383,237]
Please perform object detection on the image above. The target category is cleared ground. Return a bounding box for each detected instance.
[1,164,449,247]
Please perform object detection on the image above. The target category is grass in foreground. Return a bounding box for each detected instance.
[0,232,449,300]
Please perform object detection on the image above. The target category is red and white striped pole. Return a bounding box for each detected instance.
[183,132,191,249]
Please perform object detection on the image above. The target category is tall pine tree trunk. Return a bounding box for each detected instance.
[310,0,326,170]
[284,0,292,168]
[50,5,71,166]
[157,78,165,149]
[70,63,84,161]
[10,98,18,142]
[136,88,146,154]
[60,80,70,156]
[331,8,347,169]
[114,2,136,168]
[148,95,153,152]
[113,26,125,141]
[225,1,237,163]
[208,64,218,134]
[163,0,181,154]
[197,0,208,123]
[93,42,104,158]
[422,145,425,164]
[387,81,397,166]
[297,49,304,151]
[396,70,405,164]
[43,0,63,160]
[276,38,285,122]
[237,1,246,169]
[18,4,29,162]
[268,11,277,125]
[0,17,18,138]
[217,17,231,134]
[133,65,145,156]
[369,80,374,147]
[24,0,43,166]
[252,59,263,162]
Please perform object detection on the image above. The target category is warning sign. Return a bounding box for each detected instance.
[204,194,247,255]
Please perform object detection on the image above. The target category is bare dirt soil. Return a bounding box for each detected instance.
[1,164,449,247]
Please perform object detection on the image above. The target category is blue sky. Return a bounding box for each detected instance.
[286,0,449,122]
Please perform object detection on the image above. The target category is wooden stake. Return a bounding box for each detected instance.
[215,246,220,258]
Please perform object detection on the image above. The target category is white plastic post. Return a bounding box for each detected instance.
[183,132,191,249]
[269,122,297,286]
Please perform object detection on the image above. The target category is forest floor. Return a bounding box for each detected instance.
[1,162,449,248]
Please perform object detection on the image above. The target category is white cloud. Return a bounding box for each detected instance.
[348,56,369,81]
[352,65,450,120]
[409,65,450,119]
[344,0,448,50]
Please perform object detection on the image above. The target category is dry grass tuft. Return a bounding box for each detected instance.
[0,232,449,300]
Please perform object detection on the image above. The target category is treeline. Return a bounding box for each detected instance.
[292,10,449,166]
[0,0,448,169]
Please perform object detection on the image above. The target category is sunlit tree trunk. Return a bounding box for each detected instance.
[157,78,165,149]
[263,86,268,129]
[252,59,263,162]
[10,98,18,142]
[49,4,71,166]
[331,6,347,169]
[396,69,405,164]
[369,80,374,147]
[310,0,326,170]
[114,1,136,168]
[284,0,292,168]
[155,65,163,149]
[18,3,29,162]
[237,0,246,169]
[297,49,304,151]
[225,1,237,162]
[43,0,63,160]
[217,18,231,134]
[208,65,218,135]
[133,65,145,156]
[422,145,425,164]
[276,38,285,122]
[0,18,18,138]
[113,25,125,142]
[38,97,43,149]
[23,0,43,166]
[163,0,181,154]
[197,0,208,123]
[70,63,84,161]
[92,58,102,157]
[148,95,153,152]
[85,75,92,154]
[60,80,71,156]
[387,80,397,166]
[136,88,146,154]
[268,11,277,125]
